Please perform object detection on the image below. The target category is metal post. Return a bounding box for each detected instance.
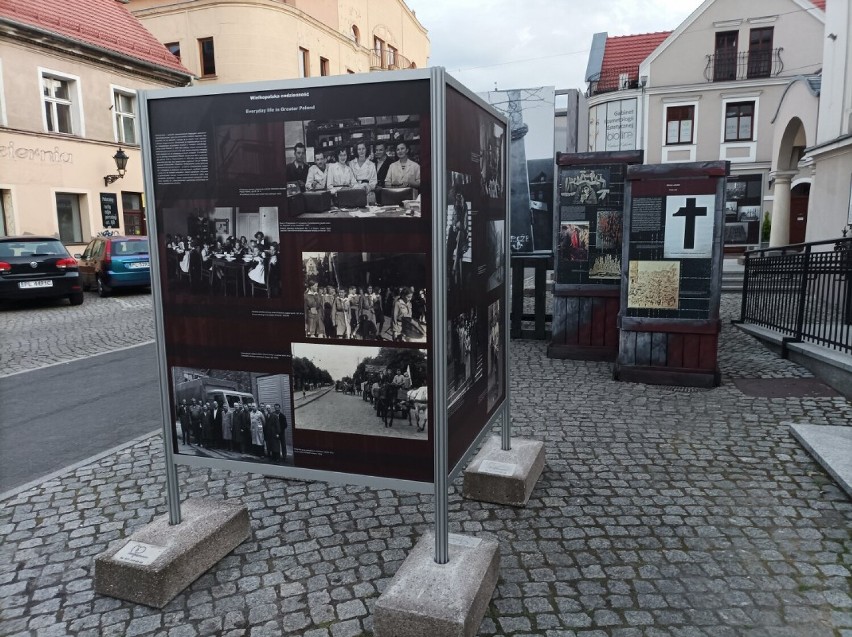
[501,113,512,453]
[793,243,812,345]
[139,92,182,526]
[739,251,750,323]
[430,68,449,565]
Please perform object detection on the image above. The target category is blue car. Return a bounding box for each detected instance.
[76,236,150,297]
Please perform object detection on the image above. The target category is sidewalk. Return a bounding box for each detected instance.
[1,295,851,637]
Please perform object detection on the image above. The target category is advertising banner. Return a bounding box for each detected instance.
[480,88,555,254]
[445,86,508,471]
[145,77,436,487]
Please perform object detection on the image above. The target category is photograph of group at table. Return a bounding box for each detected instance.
[162,208,281,297]
[284,114,423,217]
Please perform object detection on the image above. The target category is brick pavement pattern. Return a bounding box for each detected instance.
[1,294,851,636]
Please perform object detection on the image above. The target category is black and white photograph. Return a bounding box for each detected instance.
[486,220,506,291]
[561,167,611,205]
[487,299,503,412]
[737,205,760,222]
[302,252,428,342]
[447,172,474,296]
[726,179,747,200]
[284,115,423,219]
[448,308,480,407]
[479,117,506,199]
[161,203,280,298]
[291,343,428,438]
[172,367,293,466]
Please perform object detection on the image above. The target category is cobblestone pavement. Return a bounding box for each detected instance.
[0,290,155,377]
[2,293,851,636]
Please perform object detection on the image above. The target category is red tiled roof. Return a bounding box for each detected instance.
[0,0,191,77]
[811,0,826,10]
[596,31,671,91]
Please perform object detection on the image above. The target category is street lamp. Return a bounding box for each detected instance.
[103,148,129,187]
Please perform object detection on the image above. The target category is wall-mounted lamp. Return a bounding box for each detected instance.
[103,148,129,187]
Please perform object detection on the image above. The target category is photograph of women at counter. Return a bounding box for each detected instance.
[284,115,423,218]
[301,251,427,343]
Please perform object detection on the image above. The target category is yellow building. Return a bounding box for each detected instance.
[128,0,430,83]
[0,0,192,249]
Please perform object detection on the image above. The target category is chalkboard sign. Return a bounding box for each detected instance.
[100,193,119,228]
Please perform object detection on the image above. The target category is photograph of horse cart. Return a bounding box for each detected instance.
[292,343,428,439]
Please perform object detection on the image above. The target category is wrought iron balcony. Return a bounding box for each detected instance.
[369,49,414,71]
[704,48,784,82]
[586,66,640,97]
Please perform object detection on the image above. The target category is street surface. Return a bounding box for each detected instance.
[296,387,426,439]
[0,290,158,492]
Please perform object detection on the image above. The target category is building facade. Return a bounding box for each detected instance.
[128,0,430,83]
[585,0,826,250]
[0,0,192,249]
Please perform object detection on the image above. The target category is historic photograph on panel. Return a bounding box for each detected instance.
[561,167,611,205]
[479,117,506,199]
[301,252,427,342]
[486,220,506,291]
[291,343,428,437]
[448,308,480,407]
[283,116,422,219]
[589,254,622,279]
[447,172,473,296]
[627,260,681,309]
[487,299,503,412]
[559,222,590,263]
[172,367,293,465]
[161,203,280,298]
[596,209,622,250]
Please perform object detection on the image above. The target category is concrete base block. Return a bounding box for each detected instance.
[94,497,250,608]
[373,531,500,637]
[463,436,545,506]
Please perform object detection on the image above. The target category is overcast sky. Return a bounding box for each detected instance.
[405,0,705,94]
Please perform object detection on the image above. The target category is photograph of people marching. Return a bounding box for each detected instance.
[171,367,293,466]
[291,343,427,439]
[301,252,427,342]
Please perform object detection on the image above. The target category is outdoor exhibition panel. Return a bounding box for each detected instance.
[549,150,643,360]
[139,68,509,512]
[615,161,728,387]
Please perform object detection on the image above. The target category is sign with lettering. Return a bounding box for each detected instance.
[113,541,166,566]
[100,193,119,228]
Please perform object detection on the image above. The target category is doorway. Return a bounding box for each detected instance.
[789,183,810,245]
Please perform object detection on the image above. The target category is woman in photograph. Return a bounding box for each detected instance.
[304,280,325,338]
[327,149,356,193]
[358,285,377,339]
[322,285,335,336]
[373,287,385,338]
[393,288,413,342]
[247,246,267,285]
[347,286,360,338]
[349,141,377,197]
[332,288,350,338]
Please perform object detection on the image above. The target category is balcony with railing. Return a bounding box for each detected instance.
[370,49,413,71]
[704,48,784,82]
[586,66,640,97]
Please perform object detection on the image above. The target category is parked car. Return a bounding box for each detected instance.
[0,236,84,305]
[76,235,150,297]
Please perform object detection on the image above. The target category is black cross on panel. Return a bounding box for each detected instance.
[672,197,708,249]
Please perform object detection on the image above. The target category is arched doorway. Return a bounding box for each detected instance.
[771,117,808,246]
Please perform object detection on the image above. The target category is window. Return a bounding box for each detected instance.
[350,25,360,45]
[122,192,146,236]
[165,42,181,61]
[714,31,738,82]
[747,27,773,78]
[56,193,84,243]
[320,57,330,77]
[665,105,695,145]
[725,101,755,141]
[41,72,77,134]
[198,37,216,77]
[346,69,355,74]
[113,88,137,144]
[374,36,385,66]
[0,190,8,237]
[388,45,398,68]
[299,48,310,78]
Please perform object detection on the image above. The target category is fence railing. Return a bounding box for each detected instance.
[740,237,852,354]
[704,48,783,82]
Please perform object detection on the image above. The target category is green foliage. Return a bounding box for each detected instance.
[291,356,332,389]
[761,211,771,243]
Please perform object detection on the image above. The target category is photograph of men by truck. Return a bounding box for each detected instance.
[160,202,280,298]
[283,115,422,218]
[172,367,293,465]
[292,343,428,439]
[302,252,427,342]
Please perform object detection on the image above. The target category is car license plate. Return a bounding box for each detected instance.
[128,262,149,269]
[19,280,53,289]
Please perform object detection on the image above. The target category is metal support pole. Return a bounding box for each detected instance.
[501,115,512,453]
[139,92,182,526]
[431,68,449,565]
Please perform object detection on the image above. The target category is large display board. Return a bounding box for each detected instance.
[480,88,555,254]
[141,70,508,494]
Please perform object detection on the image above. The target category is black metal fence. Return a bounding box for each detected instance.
[740,237,852,354]
[704,48,784,82]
